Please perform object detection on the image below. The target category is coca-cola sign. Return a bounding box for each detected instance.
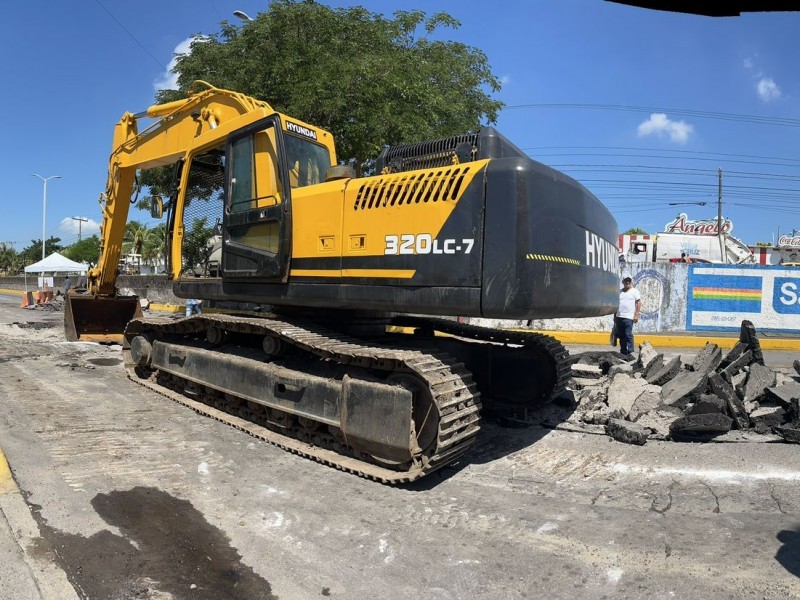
[664,213,732,235]
[778,235,800,248]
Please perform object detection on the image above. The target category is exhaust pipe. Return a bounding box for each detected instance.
[65,294,143,343]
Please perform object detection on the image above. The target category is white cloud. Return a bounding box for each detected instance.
[153,36,207,91]
[743,56,782,103]
[756,77,781,102]
[636,113,693,144]
[59,217,100,238]
[499,75,511,87]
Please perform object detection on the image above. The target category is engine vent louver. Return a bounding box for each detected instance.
[353,166,472,211]
[376,132,479,174]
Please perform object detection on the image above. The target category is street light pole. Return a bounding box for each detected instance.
[233,10,254,22]
[717,168,725,264]
[31,173,61,262]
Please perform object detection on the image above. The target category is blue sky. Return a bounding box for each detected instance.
[2,1,798,251]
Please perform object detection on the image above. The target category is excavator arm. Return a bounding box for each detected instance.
[65,83,289,341]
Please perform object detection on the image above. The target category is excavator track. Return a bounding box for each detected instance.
[391,316,573,408]
[122,314,482,484]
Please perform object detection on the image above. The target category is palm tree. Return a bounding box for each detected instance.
[0,243,16,275]
[142,223,167,268]
[123,221,149,256]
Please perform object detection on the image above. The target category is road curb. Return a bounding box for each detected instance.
[0,446,79,599]
[533,330,800,351]
[0,288,25,297]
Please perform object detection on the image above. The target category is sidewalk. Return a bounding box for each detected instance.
[0,448,78,599]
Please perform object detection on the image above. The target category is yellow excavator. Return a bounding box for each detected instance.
[66,81,619,483]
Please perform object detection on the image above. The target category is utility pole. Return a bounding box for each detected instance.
[717,168,725,263]
[70,217,89,240]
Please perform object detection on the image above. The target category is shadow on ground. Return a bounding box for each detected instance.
[776,527,800,578]
[28,486,276,599]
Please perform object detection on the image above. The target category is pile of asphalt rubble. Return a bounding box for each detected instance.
[557,320,800,445]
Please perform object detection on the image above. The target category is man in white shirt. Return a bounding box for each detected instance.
[616,276,641,359]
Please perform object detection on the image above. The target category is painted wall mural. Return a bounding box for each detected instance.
[687,264,800,333]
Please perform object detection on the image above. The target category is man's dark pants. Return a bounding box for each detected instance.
[615,317,634,355]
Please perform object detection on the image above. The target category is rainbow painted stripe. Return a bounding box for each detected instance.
[692,286,762,300]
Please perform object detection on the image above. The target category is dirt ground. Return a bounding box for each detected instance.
[1,296,799,599]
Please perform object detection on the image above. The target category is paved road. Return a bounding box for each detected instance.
[0,296,799,599]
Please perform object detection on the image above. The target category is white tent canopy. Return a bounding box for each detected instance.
[24,252,88,274]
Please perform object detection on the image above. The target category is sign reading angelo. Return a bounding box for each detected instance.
[664,213,733,235]
[687,263,800,333]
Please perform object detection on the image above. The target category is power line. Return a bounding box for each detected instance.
[506,103,800,128]
[93,0,167,70]
[526,145,800,166]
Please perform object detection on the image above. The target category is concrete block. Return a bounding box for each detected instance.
[742,363,776,402]
[645,356,682,386]
[660,370,709,408]
[581,408,612,425]
[743,400,760,415]
[607,373,650,418]
[709,373,750,430]
[634,409,681,440]
[605,418,649,445]
[571,364,604,379]
[636,341,659,371]
[608,362,634,377]
[628,386,662,421]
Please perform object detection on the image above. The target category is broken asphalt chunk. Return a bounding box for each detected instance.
[670,412,734,440]
[645,356,682,386]
[709,373,750,430]
[742,363,776,403]
[605,418,649,445]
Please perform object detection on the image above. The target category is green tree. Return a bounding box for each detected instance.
[623,228,649,235]
[63,236,101,266]
[123,221,150,258]
[18,237,63,266]
[182,218,213,274]
[157,1,502,175]
[0,242,17,275]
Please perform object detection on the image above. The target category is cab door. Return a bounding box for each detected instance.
[222,116,292,280]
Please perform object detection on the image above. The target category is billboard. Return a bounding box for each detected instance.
[687,264,800,333]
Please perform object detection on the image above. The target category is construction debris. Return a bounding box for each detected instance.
[563,320,800,445]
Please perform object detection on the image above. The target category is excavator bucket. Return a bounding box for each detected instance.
[64,294,142,343]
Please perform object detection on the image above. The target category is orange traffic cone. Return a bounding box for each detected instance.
[20,291,34,308]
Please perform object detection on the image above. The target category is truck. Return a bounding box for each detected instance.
[620,214,753,265]
[65,82,619,483]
